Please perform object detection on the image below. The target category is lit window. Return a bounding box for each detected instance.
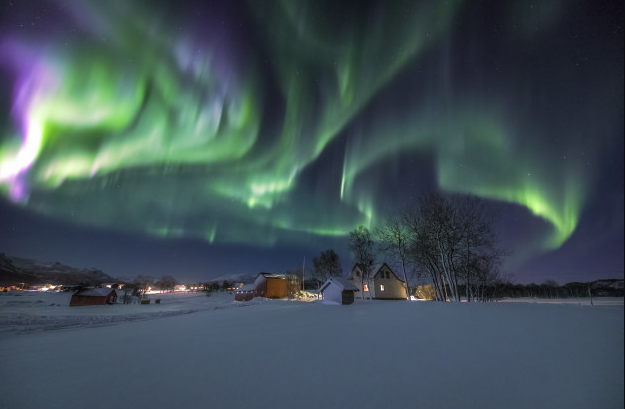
[380,285,385,291]
[363,284,369,292]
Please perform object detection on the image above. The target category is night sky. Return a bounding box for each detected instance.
[0,0,622,284]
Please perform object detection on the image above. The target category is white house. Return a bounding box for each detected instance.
[348,263,407,300]
[319,277,359,305]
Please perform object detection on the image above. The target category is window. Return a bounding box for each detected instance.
[363,284,369,292]
[380,285,385,292]
[386,271,390,278]
[356,271,360,277]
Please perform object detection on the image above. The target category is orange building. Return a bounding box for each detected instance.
[254,273,288,299]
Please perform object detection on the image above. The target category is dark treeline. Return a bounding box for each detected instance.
[479,279,624,299]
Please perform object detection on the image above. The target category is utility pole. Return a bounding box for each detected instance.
[302,256,305,292]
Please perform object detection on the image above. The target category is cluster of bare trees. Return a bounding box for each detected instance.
[154,276,177,293]
[312,249,343,284]
[285,273,303,299]
[131,275,178,297]
[353,192,506,302]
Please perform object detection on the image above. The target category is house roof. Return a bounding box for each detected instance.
[350,263,385,275]
[73,288,115,297]
[350,263,405,283]
[319,276,359,293]
[257,272,287,280]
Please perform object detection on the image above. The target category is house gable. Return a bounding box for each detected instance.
[372,263,405,282]
[349,263,407,300]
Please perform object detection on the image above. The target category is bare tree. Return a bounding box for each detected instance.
[349,225,375,299]
[404,215,447,301]
[284,269,303,299]
[160,276,177,293]
[404,194,460,301]
[456,196,505,301]
[375,214,412,300]
[467,254,502,301]
[312,249,343,287]
[122,286,137,304]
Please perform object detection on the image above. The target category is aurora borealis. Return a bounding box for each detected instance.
[0,0,622,282]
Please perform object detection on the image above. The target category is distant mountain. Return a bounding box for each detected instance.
[0,253,120,287]
[0,253,38,286]
[206,273,258,285]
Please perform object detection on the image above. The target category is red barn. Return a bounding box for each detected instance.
[70,288,117,306]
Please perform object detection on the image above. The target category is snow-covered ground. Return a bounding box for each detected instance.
[0,290,256,332]
[0,291,622,409]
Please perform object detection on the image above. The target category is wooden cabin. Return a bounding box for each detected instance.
[70,288,117,306]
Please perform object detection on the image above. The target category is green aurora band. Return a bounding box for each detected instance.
[0,0,621,252]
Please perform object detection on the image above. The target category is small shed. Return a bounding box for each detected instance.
[70,288,117,307]
[254,273,288,299]
[319,277,359,305]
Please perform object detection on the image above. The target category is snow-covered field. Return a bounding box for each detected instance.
[0,291,622,409]
[0,290,255,332]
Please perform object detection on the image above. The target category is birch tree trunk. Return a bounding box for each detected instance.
[401,259,410,300]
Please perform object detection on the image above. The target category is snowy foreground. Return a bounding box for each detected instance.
[0,292,623,409]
